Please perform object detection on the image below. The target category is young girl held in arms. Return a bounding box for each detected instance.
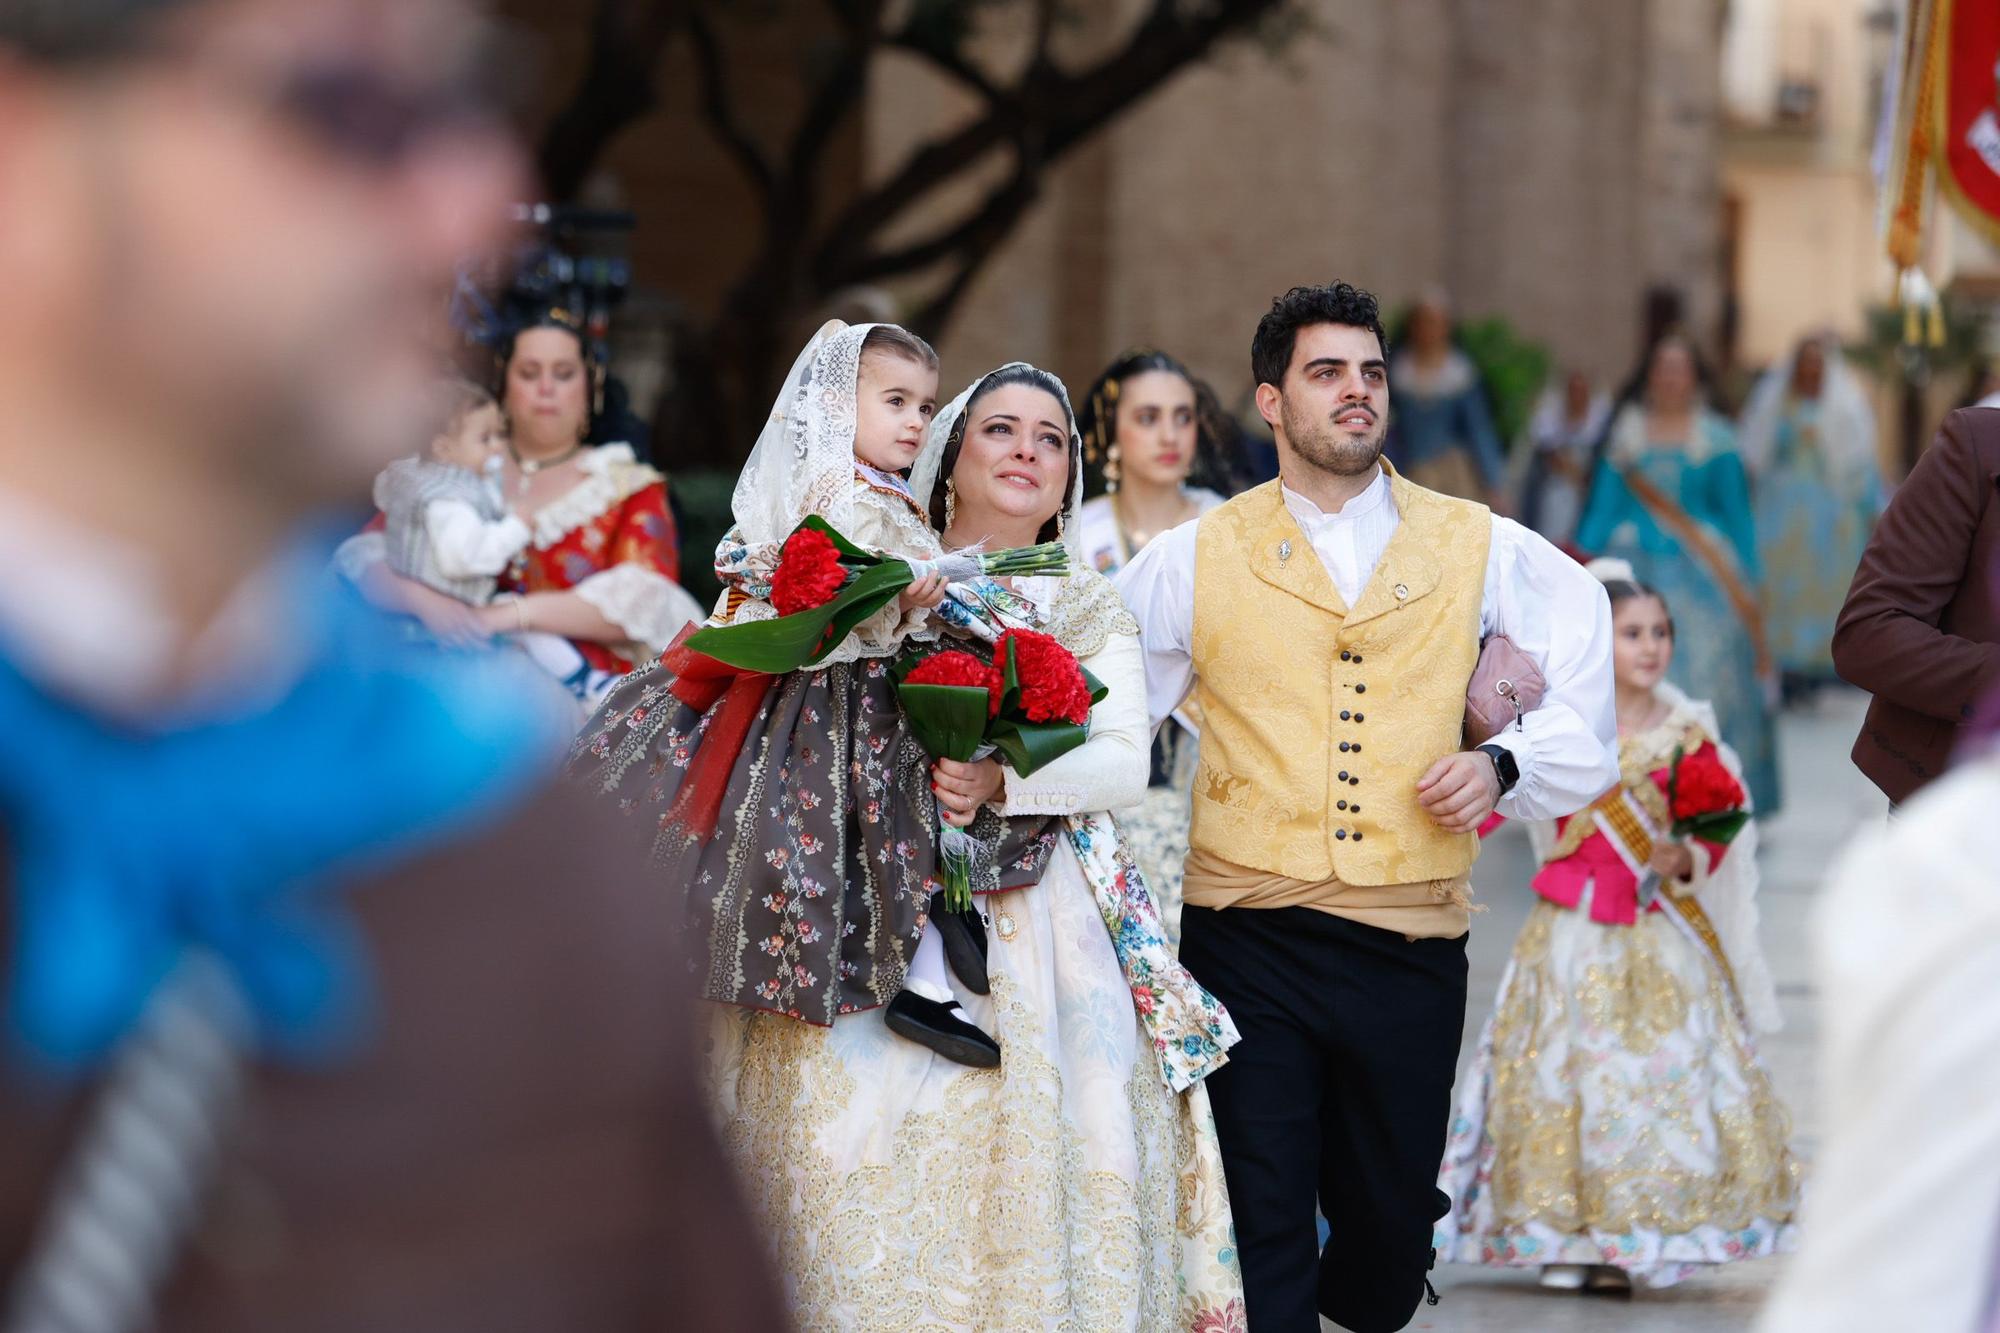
[573,322,1048,1069]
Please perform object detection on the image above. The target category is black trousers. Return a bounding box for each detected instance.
[1180,905,1468,1333]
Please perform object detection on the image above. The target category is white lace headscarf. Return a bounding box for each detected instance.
[731,319,886,545]
[1737,333,1879,491]
[912,362,1086,569]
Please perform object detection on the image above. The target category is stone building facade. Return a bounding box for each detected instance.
[865,0,1728,412]
[499,1,1726,441]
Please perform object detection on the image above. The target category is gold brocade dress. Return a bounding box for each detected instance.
[1432,695,1803,1286]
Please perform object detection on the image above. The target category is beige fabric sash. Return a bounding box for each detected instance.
[1182,849,1472,940]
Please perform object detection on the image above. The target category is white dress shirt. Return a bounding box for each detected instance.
[1113,466,1618,821]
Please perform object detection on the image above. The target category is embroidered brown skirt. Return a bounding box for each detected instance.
[571,652,1056,1025]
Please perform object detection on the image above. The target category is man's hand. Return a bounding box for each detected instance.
[1417,751,1502,833]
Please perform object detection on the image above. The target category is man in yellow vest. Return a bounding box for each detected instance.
[1119,282,1618,1332]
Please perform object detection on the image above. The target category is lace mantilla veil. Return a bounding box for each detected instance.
[731,319,888,546]
[911,361,1087,571]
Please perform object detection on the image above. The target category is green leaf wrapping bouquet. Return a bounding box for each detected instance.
[684,517,1069,673]
[896,629,1108,909]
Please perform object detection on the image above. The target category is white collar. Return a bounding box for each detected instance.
[0,487,298,718]
[1280,466,1392,528]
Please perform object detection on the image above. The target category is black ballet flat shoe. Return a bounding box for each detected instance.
[885,989,1001,1069]
[930,893,991,996]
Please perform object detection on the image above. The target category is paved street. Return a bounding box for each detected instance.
[1339,688,1889,1333]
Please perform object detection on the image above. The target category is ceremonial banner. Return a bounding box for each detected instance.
[1939,0,2000,244]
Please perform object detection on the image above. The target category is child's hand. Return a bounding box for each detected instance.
[1648,841,1695,882]
[933,756,1003,827]
[899,572,948,613]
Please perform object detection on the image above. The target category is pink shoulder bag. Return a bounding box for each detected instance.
[1464,634,1545,747]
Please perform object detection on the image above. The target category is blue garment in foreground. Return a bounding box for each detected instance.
[0,553,568,1071]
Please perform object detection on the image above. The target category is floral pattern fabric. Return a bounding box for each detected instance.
[1065,810,1236,1093]
[571,654,1056,1023]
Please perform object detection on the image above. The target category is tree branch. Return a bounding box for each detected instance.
[687,9,779,201]
[884,25,1004,103]
[838,158,1037,281]
[536,0,692,200]
[815,0,1288,285]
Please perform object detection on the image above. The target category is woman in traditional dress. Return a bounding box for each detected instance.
[1575,333,1781,814]
[1385,292,1507,504]
[1738,333,1884,696]
[705,363,1245,1332]
[1072,349,1236,944]
[343,307,701,673]
[1517,369,1610,548]
[1435,563,1801,1293]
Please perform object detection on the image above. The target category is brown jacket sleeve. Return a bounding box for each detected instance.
[1833,410,2000,724]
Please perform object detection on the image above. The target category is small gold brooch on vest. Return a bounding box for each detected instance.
[1278,539,1292,562]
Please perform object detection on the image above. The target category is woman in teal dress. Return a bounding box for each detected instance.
[1738,334,1884,693]
[1577,334,1781,813]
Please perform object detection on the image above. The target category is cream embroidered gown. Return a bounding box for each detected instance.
[707,570,1245,1332]
[1434,689,1802,1286]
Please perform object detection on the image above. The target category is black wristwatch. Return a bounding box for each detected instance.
[1476,743,1520,798]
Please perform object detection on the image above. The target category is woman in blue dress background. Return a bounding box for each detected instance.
[1738,333,1884,699]
[1577,332,1781,813]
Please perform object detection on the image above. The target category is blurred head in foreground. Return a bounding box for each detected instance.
[0,7,789,1328]
[0,0,522,517]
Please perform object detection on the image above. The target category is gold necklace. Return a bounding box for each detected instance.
[1115,490,1193,554]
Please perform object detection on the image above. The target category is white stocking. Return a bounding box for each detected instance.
[904,920,954,1005]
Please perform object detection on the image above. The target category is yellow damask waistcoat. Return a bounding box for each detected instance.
[1189,471,1492,886]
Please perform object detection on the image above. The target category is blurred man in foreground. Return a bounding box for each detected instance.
[0,2,783,1328]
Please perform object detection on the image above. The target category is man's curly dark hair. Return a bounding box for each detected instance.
[1250,283,1387,390]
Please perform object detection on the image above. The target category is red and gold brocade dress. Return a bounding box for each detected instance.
[493,443,690,674]
[345,443,699,677]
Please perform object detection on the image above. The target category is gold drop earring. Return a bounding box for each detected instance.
[944,479,957,528]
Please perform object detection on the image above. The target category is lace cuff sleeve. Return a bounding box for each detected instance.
[572,564,706,658]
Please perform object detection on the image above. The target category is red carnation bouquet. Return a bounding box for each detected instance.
[685,516,1070,674]
[896,629,1107,908]
[1635,742,1750,911]
[1666,743,1751,845]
